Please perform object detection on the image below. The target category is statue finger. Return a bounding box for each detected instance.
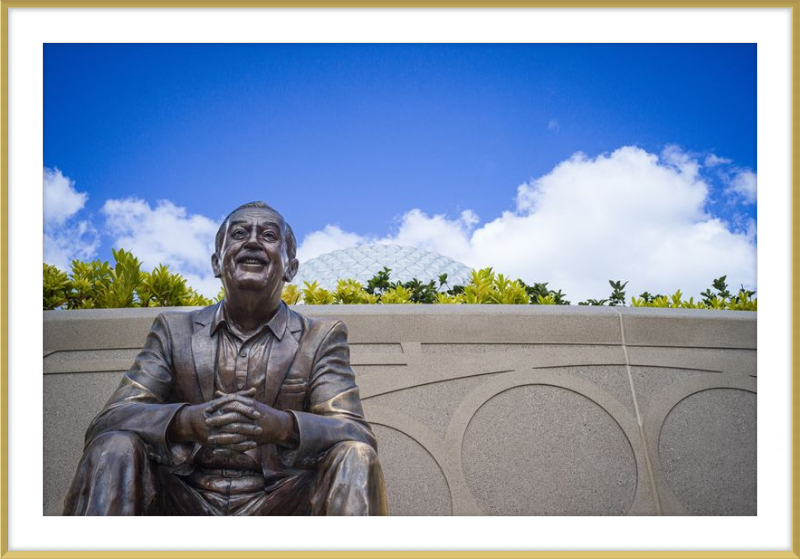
[205,411,253,427]
[215,401,261,419]
[216,422,262,436]
[207,433,249,445]
[205,393,240,414]
[217,441,259,452]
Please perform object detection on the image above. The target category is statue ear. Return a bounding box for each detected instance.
[211,253,222,278]
[284,258,299,283]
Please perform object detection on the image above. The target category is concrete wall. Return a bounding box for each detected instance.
[44,305,756,516]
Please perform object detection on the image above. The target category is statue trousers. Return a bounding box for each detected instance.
[63,431,389,515]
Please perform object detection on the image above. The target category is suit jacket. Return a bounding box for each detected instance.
[85,301,376,479]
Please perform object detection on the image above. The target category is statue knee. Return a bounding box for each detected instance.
[85,431,147,463]
[327,441,378,466]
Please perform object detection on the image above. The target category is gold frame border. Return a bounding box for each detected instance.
[1,2,797,558]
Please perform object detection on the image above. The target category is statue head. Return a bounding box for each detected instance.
[211,202,299,303]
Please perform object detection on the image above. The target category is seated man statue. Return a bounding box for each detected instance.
[63,201,388,515]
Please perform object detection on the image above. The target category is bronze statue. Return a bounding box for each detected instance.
[63,202,388,515]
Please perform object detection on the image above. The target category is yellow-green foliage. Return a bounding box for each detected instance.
[463,268,528,304]
[333,279,379,304]
[436,292,465,304]
[281,284,302,305]
[43,263,71,310]
[536,294,557,305]
[43,249,213,310]
[380,285,414,304]
[137,263,212,307]
[215,286,226,303]
[463,268,495,304]
[302,281,335,305]
[44,252,756,312]
[490,273,529,304]
[631,289,756,311]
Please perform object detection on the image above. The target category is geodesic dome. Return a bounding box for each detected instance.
[291,244,472,291]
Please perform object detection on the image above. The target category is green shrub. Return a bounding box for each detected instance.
[333,279,379,305]
[43,249,212,310]
[43,264,70,310]
[281,284,302,305]
[631,276,756,311]
[44,251,756,312]
[302,281,335,305]
[137,263,212,307]
[380,285,414,304]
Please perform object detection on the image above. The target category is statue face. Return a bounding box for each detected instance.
[213,207,296,295]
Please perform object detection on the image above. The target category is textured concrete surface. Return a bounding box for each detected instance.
[43,372,122,515]
[43,305,756,516]
[658,388,756,515]
[372,425,452,516]
[462,385,637,515]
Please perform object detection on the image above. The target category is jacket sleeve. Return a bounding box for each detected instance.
[84,313,191,466]
[283,320,376,467]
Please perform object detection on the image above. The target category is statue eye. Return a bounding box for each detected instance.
[263,230,278,241]
[232,229,247,239]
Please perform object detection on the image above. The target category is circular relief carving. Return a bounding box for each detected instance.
[372,424,452,516]
[659,388,756,515]
[462,385,637,515]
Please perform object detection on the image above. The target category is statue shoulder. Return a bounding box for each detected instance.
[289,308,348,345]
[155,303,216,336]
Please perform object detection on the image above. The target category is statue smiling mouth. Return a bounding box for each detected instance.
[237,254,269,266]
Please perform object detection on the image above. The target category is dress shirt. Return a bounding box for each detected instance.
[194,302,287,472]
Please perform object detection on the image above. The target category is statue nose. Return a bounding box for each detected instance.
[244,231,261,247]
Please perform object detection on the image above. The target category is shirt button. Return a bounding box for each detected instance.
[239,350,247,357]
[237,382,245,390]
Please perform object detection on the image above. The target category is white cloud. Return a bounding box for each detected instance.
[296,225,366,262]
[42,167,99,269]
[101,197,221,297]
[43,221,100,271]
[296,146,756,302]
[547,119,560,132]
[383,208,478,258]
[704,153,732,167]
[728,169,757,204]
[43,167,88,226]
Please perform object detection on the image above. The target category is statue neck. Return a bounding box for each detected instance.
[223,290,281,334]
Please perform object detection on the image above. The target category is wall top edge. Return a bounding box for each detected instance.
[43,305,756,321]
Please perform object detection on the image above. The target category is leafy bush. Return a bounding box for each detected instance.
[44,252,756,311]
[631,276,756,311]
[43,264,70,310]
[333,279,379,305]
[43,249,212,310]
[301,281,335,305]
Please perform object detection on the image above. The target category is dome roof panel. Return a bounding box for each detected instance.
[292,244,472,292]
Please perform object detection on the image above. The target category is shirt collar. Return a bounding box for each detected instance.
[210,300,287,341]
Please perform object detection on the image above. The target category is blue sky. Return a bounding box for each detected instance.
[44,44,757,301]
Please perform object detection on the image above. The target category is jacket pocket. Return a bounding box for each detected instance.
[276,382,307,410]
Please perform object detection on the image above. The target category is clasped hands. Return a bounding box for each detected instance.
[171,388,297,452]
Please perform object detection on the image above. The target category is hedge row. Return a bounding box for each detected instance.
[44,249,756,311]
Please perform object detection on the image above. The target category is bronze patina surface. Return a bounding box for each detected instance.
[63,202,388,516]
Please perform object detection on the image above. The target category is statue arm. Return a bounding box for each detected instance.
[282,320,376,467]
[84,314,190,465]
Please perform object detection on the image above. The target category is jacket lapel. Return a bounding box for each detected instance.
[263,306,301,406]
[191,303,219,402]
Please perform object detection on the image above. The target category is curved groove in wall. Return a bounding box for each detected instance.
[642,374,757,515]
[360,354,730,399]
[369,423,453,516]
[445,369,654,515]
[462,384,637,515]
[362,403,462,514]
